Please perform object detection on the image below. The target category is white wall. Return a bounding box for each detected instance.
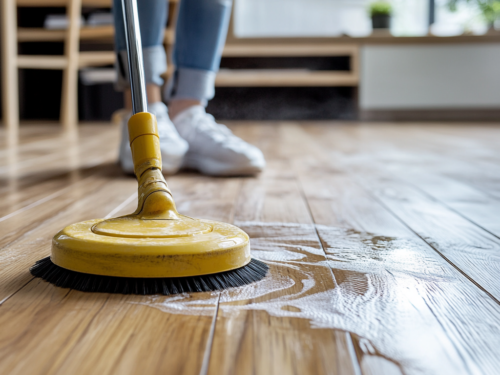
[233,0,433,38]
[360,44,500,109]
[234,0,369,38]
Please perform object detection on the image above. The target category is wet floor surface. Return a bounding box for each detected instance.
[0,122,499,375]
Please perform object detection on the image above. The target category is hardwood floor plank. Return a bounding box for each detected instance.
[0,176,136,304]
[0,126,118,180]
[206,124,361,375]
[449,173,500,201]
[402,125,500,200]
[389,170,500,238]
[296,159,500,375]
[0,161,123,218]
[354,124,500,200]
[167,173,243,223]
[0,277,217,375]
[0,125,244,375]
[0,172,239,375]
[0,172,88,219]
[0,167,127,249]
[208,221,362,375]
[299,123,500,301]
[353,168,500,300]
[314,123,500,237]
[46,173,244,375]
[0,125,69,148]
[0,125,120,219]
[52,292,217,375]
[2,121,500,375]
[410,125,500,166]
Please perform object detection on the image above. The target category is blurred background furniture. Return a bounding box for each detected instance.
[3,0,500,143]
[1,0,178,142]
[220,32,500,121]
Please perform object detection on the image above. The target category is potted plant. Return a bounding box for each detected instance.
[369,1,393,29]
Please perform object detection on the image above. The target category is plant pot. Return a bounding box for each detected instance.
[372,15,391,29]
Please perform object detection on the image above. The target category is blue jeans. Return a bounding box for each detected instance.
[113,0,232,104]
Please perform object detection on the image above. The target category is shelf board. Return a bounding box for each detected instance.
[17,55,67,69]
[18,28,66,42]
[222,44,358,57]
[215,69,359,87]
[17,0,176,6]
[16,51,115,69]
[17,0,112,6]
[18,26,175,44]
[78,51,115,67]
[226,33,500,46]
[17,26,114,41]
[79,25,114,39]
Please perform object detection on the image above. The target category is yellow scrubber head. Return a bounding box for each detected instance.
[30,113,268,294]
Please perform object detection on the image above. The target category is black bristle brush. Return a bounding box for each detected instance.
[31,257,268,295]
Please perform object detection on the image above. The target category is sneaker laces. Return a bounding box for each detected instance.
[182,109,239,145]
[151,106,179,141]
[157,119,177,140]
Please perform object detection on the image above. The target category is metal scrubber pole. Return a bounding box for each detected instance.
[121,0,148,114]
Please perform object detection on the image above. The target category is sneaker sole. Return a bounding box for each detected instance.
[183,153,265,176]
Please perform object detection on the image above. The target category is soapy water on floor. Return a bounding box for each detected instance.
[133,222,500,375]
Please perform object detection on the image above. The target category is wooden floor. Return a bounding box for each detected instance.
[1,121,500,375]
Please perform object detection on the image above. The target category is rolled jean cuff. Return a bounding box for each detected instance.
[115,45,167,91]
[165,67,216,106]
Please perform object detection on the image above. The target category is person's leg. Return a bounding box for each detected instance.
[113,0,167,104]
[113,0,187,174]
[166,0,265,176]
[166,0,232,117]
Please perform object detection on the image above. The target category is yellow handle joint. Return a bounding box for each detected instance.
[133,168,179,219]
[128,112,162,177]
[127,112,179,220]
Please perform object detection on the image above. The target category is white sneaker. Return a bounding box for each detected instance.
[172,106,266,176]
[119,102,189,175]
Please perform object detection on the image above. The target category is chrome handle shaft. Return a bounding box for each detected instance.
[121,0,148,114]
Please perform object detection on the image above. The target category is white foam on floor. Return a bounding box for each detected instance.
[132,222,500,375]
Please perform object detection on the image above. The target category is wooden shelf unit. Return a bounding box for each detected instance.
[218,43,359,87]
[17,26,175,43]
[16,0,111,6]
[5,0,500,143]
[215,70,358,87]
[1,0,178,142]
[17,26,114,42]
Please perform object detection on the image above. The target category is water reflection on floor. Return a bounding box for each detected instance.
[133,221,500,374]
